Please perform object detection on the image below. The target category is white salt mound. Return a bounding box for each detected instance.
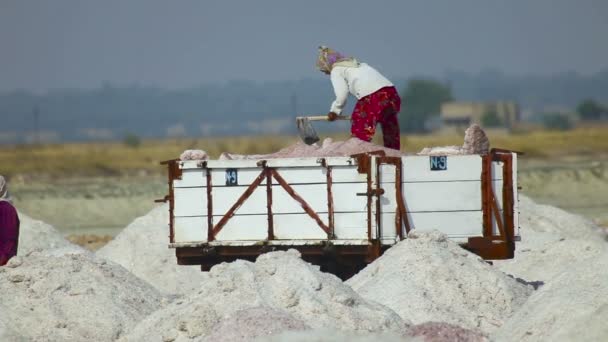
[18,211,84,255]
[346,230,533,334]
[493,195,607,282]
[97,204,209,295]
[493,251,608,341]
[0,252,165,341]
[122,250,405,342]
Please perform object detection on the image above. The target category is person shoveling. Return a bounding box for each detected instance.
[297,45,402,149]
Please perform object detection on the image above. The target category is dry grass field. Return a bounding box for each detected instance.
[2,125,607,239]
[1,126,607,178]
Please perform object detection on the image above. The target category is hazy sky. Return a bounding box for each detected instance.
[1,0,607,92]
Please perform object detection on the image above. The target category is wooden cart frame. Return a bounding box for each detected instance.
[159,149,519,278]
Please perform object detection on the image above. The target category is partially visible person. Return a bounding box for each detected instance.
[0,175,19,266]
[316,45,402,150]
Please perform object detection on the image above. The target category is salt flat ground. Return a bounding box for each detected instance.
[11,175,166,237]
[519,155,608,227]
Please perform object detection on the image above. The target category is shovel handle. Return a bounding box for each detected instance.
[297,115,351,121]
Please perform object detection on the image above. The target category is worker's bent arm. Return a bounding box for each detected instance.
[329,69,349,115]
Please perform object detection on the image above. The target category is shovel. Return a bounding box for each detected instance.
[296,114,351,145]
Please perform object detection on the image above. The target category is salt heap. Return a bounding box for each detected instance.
[492,251,608,341]
[122,250,405,342]
[417,124,489,156]
[407,322,488,342]
[462,124,490,154]
[184,125,490,161]
[217,137,404,160]
[312,137,404,157]
[180,149,209,161]
[18,211,85,255]
[346,230,533,334]
[493,195,608,282]
[0,252,165,341]
[257,330,409,342]
[97,204,210,295]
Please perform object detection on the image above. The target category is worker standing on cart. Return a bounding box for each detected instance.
[0,175,19,266]
[316,45,402,150]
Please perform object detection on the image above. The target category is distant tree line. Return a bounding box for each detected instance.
[577,99,608,121]
[1,70,607,143]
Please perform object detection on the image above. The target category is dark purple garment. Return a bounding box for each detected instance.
[0,201,19,266]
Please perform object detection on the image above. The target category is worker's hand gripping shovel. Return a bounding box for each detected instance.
[296,114,351,145]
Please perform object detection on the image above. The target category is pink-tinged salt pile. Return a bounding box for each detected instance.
[219,137,405,160]
[256,330,409,342]
[201,307,310,342]
[407,322,488,342]
[181,124,491,161]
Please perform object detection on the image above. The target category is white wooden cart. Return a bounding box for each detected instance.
[159,149,519,278]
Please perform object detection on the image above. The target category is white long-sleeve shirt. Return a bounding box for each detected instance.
[329,63,394,114]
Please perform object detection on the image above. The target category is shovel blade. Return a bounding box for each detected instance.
[296,117,320,145]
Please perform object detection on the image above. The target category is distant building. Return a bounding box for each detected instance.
[440,101,520,130]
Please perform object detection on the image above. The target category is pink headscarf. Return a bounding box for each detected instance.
[316,45,359,73]
[0,175,10,202]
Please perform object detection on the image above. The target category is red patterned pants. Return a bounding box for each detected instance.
[350,86,401,150]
